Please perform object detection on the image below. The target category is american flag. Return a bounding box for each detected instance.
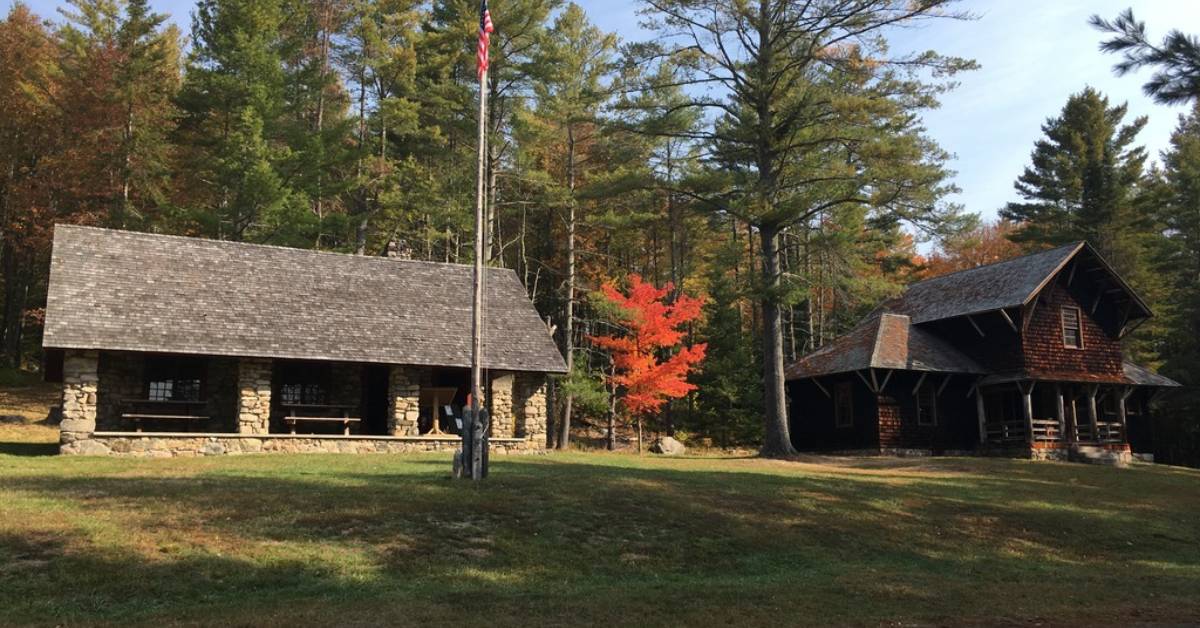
[477,0,494,80]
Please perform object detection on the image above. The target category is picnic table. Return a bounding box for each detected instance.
[121,398,210,432]
[280,403,361,435]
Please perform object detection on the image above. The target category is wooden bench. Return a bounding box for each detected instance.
[280,403,360,435]
[121,399,210,432]
[283,416,362,435]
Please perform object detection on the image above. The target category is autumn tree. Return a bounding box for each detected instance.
[922,218,1022,278]
[589,274,706,452]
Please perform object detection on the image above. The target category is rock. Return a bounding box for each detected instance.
[650,436,686,456]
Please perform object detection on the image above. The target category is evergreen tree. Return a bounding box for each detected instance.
[635,0,973,456]
[1150,104,1200,466]
[175,0,311,243]
[999,88,1163,360]
[1091,9,1200,106]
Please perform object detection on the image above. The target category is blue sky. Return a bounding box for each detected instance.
[10,0,1196,221]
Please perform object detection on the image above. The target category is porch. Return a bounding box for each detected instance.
[975,379,1150,460]
[58,349,549,456]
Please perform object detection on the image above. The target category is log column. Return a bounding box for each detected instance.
[1055,384,1067,443]
[1086,385,1099,442]
[975,386,987,444]
[1019,382,1035,445]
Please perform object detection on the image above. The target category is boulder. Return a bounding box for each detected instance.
[650,436,686,456]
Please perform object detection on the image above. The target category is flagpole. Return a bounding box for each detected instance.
[469,62,488,480]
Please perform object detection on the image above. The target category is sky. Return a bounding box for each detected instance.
[9,0,1197,221]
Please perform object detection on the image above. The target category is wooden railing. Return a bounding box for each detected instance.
[1030,419,1061,442]
[986,419,1063,445]
[985,420,1028,444]
[1094,421,1124,444]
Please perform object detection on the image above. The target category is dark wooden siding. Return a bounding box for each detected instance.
[788,374,879,451]
[1022,279,1123,377]
[877,371,979,452]
[920,316,1023,373]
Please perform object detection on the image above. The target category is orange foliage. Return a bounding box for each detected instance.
[921,220,1023,278]
[589,275,707,417]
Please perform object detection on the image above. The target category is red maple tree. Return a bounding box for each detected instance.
[589,275,707,448]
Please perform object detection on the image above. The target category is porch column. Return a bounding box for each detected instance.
[1086,385,1099,442]
[975,386,987,444]
[60,349,100,454]
[514,373,548,448]
[488,372,515,438]
[388,365,421,436]
[1118,386,1131,443]
[1020,382,1035,445]
[237,358,272,434]
[1055,384,1067,443]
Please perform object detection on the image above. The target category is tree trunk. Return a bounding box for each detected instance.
[558,125,577,450]
[0,247,25,368]
[606,360,617,450]
[759,223,796,457]
[636,416,643,454]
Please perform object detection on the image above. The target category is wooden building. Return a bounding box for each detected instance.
[785,242,1179,463]
[43,225,566,456]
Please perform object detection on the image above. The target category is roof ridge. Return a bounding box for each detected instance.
[908,241,1083,288]
[54,224,516,275]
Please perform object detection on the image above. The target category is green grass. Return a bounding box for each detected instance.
[0,429,1198,627]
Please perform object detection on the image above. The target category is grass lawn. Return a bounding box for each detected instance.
[1,412,1199,626]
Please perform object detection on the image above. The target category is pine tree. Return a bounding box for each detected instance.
[1150,104,1200,465]
[175,0,310,243]
[635,0,973,456]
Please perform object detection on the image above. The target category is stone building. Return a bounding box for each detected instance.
[785,242,1179,464]
[44,225,565,457]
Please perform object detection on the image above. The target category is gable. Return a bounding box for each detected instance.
[43,225,567,373]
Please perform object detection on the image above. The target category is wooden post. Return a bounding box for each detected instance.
[1021,383,1034,445]
[1087,385,1099,443]
[976,386,987,444]
[1118,386,1131,443]
[1055,384,1066,443]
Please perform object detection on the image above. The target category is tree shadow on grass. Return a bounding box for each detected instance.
[1,456,1199,625]
[0,440,58,456]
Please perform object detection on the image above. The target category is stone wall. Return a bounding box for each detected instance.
[64,434,539,457]
[513,372,548,448]
[237,358,272,434]
[60,350,101,455]
[489,372,515,438]
[388,365,421,436]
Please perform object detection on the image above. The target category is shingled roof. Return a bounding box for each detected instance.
[785,313,984,380]
[43,225,567,373]
[882,241,1151,324]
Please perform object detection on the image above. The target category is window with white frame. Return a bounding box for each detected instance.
[1061,306,1083,349]
[834,383,853,428]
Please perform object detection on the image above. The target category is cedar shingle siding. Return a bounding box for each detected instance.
[43,225,566,374]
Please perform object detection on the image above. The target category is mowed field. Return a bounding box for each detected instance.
[1,385,1199,626]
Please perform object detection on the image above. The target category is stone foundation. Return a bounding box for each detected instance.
[67,433,546,457]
